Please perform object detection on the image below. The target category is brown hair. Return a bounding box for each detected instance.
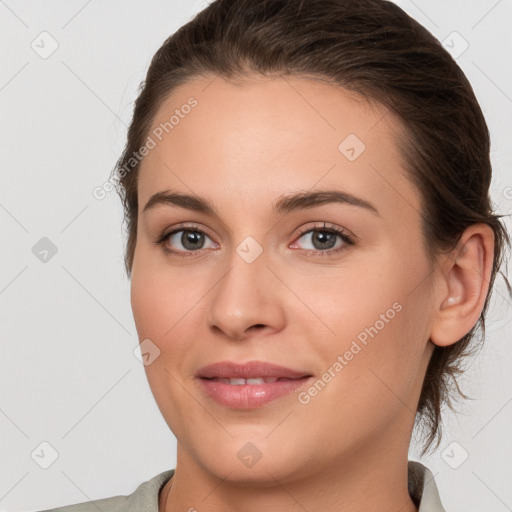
[111,0,510,456]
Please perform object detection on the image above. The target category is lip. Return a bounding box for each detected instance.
[196,360,313,409]
[197,360,311,380]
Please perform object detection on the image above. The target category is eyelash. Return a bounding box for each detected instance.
[153,222,356,258]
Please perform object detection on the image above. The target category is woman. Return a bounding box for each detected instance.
[41,0,510,511]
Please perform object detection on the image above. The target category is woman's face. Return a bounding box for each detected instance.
[131,74,437,483]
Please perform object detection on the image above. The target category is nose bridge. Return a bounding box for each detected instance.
[221,229,270,294]
[205,236,285,338]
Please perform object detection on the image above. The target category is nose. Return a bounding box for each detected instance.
[205,247,287,341]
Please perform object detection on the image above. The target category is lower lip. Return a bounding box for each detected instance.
[197,377,313,409]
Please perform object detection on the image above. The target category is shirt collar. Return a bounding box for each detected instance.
[408,460,447,511]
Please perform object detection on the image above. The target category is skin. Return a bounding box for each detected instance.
[129,74,495,512]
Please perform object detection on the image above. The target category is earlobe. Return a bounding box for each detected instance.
[430,224,494,347]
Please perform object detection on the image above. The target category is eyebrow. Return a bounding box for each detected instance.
[142,189,381,217]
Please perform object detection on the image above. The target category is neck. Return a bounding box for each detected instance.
[159,435,418,512]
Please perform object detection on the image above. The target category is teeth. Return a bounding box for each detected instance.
[211,377,280,385]
[246,378,265,385]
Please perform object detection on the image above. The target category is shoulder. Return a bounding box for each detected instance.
[37,469,175,512]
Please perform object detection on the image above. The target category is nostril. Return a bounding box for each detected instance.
[247,324,266,333]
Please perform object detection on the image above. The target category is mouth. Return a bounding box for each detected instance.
[196,360,313,409]
[201,376,309,385]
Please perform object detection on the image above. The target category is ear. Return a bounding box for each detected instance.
[430,223,495,347]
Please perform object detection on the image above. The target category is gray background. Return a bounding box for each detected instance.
[1,0,511,510]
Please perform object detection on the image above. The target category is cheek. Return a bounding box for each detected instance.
[130,252,202,341]
[130,264,199,437]
[130,282,169,345]
[288,260,405,345]
[297,250,431,387]
[296,297,427,443]
[130,257,210,393]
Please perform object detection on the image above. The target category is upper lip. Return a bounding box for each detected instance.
[197,360,312,379]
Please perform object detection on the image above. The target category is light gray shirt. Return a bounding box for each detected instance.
[40,460,446,511]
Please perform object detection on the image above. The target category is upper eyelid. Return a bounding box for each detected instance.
[163,222,214,237]
[165,222,349,236]
[295,222,354,237]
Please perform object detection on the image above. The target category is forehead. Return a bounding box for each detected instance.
[138,74,421,221]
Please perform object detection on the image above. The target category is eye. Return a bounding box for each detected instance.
[154,223,217,256]
[154,222,356,257]
[290,223,355,255]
